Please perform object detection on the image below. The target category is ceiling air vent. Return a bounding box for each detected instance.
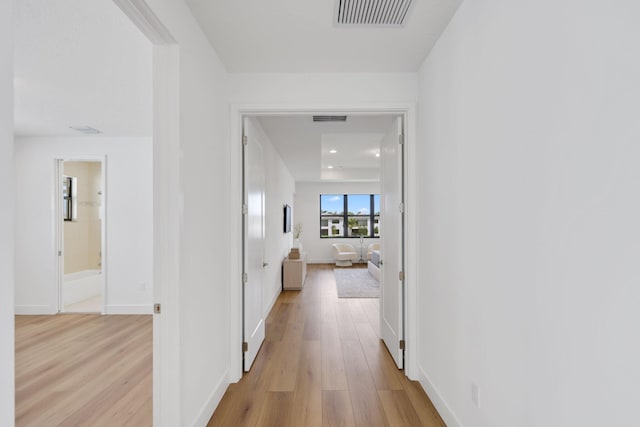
[313,115,347,122]
[69,125,102,134]
[335,0,414,27]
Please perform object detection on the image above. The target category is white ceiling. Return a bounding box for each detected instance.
[186,0,462,72]
[14,0,152,137]
[257,115,395,182]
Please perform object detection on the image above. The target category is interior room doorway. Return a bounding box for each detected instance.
[56,158,106,314]
[232,107,414,379]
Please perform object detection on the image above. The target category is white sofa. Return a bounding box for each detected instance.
[366,243,380,261]
[332,243,358,267]
[367,249,381,280]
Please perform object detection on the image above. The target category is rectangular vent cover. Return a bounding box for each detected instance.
[336,0,413,27]
[313,115,347,122]
[69,125,102,134]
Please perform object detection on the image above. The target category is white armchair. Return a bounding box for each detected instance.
[366,243,380,261]
[332,243,358,267]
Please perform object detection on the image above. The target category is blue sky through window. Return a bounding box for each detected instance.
[348,194,370,215]
[320,194,343,214]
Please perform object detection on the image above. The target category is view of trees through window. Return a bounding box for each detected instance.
[320,194,380,238]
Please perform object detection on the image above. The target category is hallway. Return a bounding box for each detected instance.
[209,264,444,426]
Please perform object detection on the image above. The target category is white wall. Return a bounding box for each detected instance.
[295,182,380,263]
[248,118,296,314]
[0,0,14,424]
[14,137,153,314]
[229,73,418,105]
[144,1,231,425]
[416,1,640,426]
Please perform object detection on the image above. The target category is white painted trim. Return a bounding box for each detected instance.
[54,156,107,315]
[190,370,229,427]
[404,106,418,379]
[114,1,180,425]
[105,304,154,315]
[308,259,339,264]
[15,305,57,315]
[112,0,175,45]
[151,43,181,427]
[265,287,280,319]
[229,103,418,382]
[418,366,464,427]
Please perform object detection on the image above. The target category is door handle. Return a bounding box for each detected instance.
[263,262,269,267]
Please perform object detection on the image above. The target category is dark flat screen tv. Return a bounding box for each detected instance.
[283,204,292,233]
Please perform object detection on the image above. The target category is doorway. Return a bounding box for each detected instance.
[56,159,105,313]
[233,108,414,380]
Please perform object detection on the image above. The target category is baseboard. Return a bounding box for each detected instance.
[418,365,464,427]
[191,370,229,427]
[308,259,337,264]
[104,304,153,315]
[265,286,280,317]
[15,305,56,315]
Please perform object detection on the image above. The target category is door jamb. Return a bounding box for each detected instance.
[54,156,107,315]
[229,104,418,382]
[111,1,179,425]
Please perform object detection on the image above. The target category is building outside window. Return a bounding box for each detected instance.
[320,194,380,238]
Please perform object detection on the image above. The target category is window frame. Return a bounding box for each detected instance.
[319,194,380,238]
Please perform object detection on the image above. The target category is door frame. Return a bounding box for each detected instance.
[55,156,107,315]
[229,104,418,382]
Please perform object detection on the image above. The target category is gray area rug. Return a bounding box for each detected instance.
[334,268,380,298]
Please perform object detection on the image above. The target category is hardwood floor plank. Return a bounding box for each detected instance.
[341,339,389,427]
[355,321,404,391]
[378,389,423,426]
[402,380,447,427]
[321,321,348,391]
[289,341,322,427]
[256,391,294,426]
[335,302,359,341]
[322,390,356,427]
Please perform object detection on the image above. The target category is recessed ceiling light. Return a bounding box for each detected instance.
[328,165,334,169]
[329,149,337,154]
[375,151,380,157]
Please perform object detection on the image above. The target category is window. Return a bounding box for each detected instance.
[320,194,380,238]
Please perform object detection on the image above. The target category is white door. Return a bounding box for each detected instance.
[380,116,404,369]
[243,118,266,371]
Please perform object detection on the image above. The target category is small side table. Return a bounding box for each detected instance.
[283,252,307,290]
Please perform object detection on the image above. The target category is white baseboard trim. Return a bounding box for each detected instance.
[15,305,56,315]
[418,365,464,427]
[191,370,229,427]
[104,304,154,315]
[265,287,280,317]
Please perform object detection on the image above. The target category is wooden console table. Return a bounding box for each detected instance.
[283,252,307,290]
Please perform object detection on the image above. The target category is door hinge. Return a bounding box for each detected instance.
[399,271,404,281]
[242,135,248,146]
[399,202,405,213]
[154,303,161,314]
[242,273,248,284]
[58,250,62,256]
[242,342,248,352]
[242,203,248,215]
[400,340,406,350]
[398,133,404,145]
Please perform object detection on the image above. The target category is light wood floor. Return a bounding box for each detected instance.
[15,314,152,427]
[208,264,445,427]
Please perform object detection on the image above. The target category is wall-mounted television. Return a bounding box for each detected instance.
[283,204,292,233]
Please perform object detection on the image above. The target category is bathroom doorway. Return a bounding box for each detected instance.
[56,158,105,313]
